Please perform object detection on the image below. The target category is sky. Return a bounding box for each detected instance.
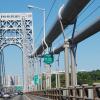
[0,0,100,78]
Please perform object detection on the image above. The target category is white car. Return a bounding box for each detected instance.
[14,92,18,95]
[2,93,10,98]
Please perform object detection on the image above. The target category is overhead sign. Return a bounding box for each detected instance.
[15,86,23,91]
[33,75,39,85]
[43,54,54,64]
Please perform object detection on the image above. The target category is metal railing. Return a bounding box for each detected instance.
[28,83,100,100]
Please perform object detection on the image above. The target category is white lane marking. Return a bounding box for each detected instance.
[32,95,50,100]
[24,95,31,100]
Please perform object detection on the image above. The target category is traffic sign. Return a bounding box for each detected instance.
[33,75,39,85]
[43,54,54,64]
[39,79,42,84]
[15,86,23,91]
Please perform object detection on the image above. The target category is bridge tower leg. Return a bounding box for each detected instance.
[64,41,70,96]
[22,17,33,92]
[70,47,77,86]
[0,51,3,88]
[0,50,5,88]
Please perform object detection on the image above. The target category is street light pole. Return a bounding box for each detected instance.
[28,5,46,44]
[43,9,46,42]
[27,5,47,90]
[28,5,45,11]
[28,5,48,53]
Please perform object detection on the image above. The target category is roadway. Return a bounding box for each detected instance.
[0,95,49,100]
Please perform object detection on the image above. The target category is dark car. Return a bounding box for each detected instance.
[0,92,3,98]
[0,91,5,98]
[18,91,23,95]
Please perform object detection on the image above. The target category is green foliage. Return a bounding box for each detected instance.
[51,74,66,88]
[60,74,65,87]
[51,74,56,88]
[42,74,46,80]
[77,69,100,85]
[51,70,100,88]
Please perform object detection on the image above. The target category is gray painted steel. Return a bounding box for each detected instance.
[32,0,90,57]
[71,17,100,45]
[50,18,100,55]
[0,13,34,92]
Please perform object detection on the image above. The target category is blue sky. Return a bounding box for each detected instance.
[0,0,100,77]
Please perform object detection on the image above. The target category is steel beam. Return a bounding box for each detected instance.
[51,18,100,55]
[50,45,64,55]
[32,0,90,57]
[71,18,100,45]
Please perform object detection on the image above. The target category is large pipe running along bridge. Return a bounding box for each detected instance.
[28,0,100,99]
[0,0,100,100]
[32,0,91,57]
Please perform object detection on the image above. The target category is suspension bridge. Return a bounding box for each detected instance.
[0,0,100,100]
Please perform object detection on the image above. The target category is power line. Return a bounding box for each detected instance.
[55,3,99,46]
[55,1,99,51]
[35,0,57,44]
[65,5,100,39]
[79,0,96,17]
[77,6,100,27]
[65,0,97,36]
[46,0,57,22]
[36,0,95,47]
[51,0,97,46]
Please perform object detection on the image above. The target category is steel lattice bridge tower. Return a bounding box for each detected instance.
[0,13,34,92]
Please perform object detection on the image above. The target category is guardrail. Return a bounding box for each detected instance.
[28,83,100,100]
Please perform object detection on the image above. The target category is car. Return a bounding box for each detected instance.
[14,92,18,95]
[2,93,11,98]
[0,92,4,98]
[18,91,23,95]
[0,92,3,98]
[10,93,15,97]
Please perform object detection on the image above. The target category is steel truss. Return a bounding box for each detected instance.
[0,13,34,92]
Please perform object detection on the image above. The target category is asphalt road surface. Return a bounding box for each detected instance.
[0,95,49,100]
[0,95,30,100]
